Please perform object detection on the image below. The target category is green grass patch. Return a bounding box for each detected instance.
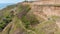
[51,16,60,21]
[31,19,58,34]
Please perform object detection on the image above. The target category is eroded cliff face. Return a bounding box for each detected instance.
[21,0,60,34]
[0,0,60,34]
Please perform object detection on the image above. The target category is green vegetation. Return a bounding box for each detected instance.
[0,11,14,31]
[4,4,17,10]
[19,5,39,29]
[21,14,39,30]
[50,16,60,34]
[20,5,31,29]
[32,19,58,34]
[0,1,60,34]
[51,16,60,21]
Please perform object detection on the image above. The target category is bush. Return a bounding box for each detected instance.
[20,5,39,29]
[0,11,14,31]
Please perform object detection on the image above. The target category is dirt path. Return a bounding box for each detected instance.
[56,21,60,28]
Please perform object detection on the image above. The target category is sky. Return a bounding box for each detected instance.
[0,0,24,3]
[0,0,24,9]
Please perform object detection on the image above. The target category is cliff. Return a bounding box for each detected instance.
[0,0,60,34]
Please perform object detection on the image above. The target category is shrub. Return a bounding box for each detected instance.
[0,11,14,31]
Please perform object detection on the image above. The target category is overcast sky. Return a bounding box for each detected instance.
[0,0,25,9]
[0,0,34,3]
[0,0,24,3]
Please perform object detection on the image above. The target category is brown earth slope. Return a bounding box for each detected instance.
[0,0,60,34]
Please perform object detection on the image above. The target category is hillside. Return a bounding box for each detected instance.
[0,0,60,34]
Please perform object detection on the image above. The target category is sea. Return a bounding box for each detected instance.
[0,3,14,10]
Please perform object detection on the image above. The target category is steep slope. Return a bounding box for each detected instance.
[0,0,60,34]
